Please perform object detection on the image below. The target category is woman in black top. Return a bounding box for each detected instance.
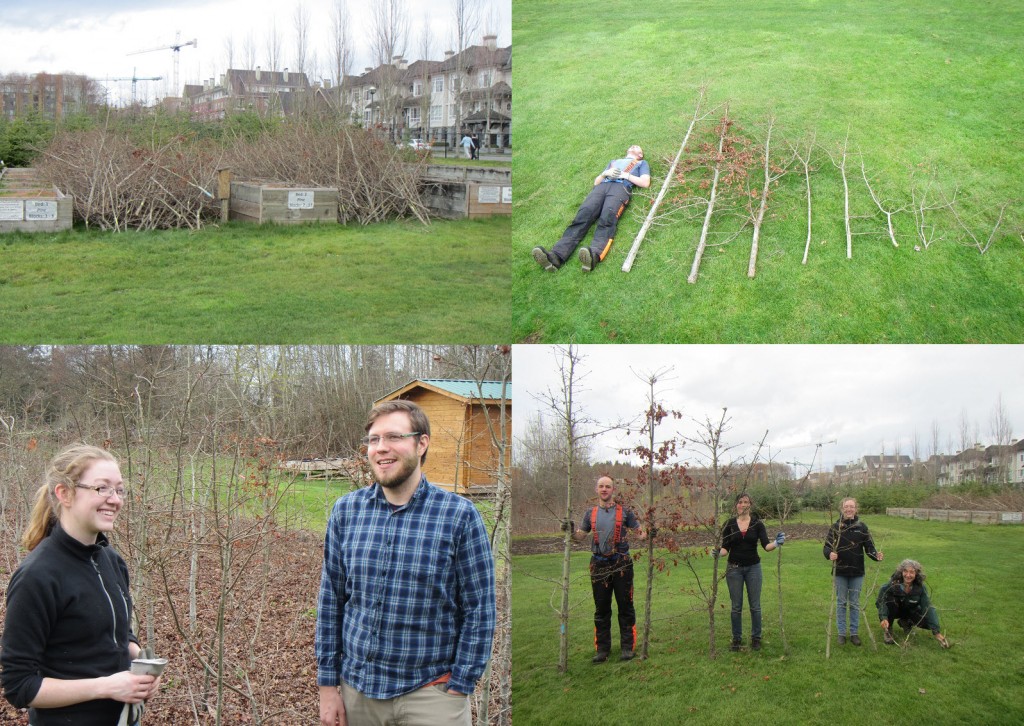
[1,444,161,726]
[718,493,784,651]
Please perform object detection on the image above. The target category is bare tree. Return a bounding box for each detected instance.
[989,393,1013,484]
[293,3,311,79]
[828,130,854,260]
[450,0,481,144]
[369,0,411,142]
[790,131,817,265]
[617,368,685,660]
[948,198,1011,255]
[622,88,709,272]
[242,31,258,70]
[684,408,745,658]
[688,108,732,284]
[860,155,905,248]
[265,15,283,71]
[417,14,434,142]
[329,0,354,109]
[746,115,793,278]
[909,165,953,251]
[223,35,236,75]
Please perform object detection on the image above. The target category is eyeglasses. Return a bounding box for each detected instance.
[361,432,422,448]
[76,483,128,499]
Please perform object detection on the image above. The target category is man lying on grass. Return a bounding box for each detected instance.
[876,558,951,649]
[533,145,651,273]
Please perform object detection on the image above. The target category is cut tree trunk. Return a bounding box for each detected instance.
[622,89,707,272]
[687,106,730,285]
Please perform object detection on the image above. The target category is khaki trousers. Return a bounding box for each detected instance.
[341,680,472,726]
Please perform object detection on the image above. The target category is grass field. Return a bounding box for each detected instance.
[512,515,1024,725]
[0,216,510,342]
[512,0,1024,342]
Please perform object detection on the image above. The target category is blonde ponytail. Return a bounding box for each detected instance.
[22,483,59,551]
[21,444,118,552]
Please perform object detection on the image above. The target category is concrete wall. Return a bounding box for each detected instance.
[887,507,1023,525]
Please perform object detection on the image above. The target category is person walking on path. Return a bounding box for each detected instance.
[823,497,883,646]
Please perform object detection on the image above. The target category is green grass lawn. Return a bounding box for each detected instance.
[0,217,510,342]
[274,477,358,533]
[512,0,1024,342]
[513,516,1024,725]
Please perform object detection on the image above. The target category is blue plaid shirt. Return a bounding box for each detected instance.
[316,476,496,698]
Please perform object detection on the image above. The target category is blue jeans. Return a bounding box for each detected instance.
[725,562,762,640]
[834,574,864,635]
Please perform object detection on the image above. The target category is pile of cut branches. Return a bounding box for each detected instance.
[37,129,222,231]
[34,120,431,231]
[226,122,431,225]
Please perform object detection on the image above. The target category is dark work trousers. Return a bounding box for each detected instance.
[551,182,632,266]
[880,595,941,633]
[590,556,636,653]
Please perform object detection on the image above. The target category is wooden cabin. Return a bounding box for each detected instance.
[376,379,511,496]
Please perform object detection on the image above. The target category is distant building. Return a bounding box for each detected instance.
[1,72,102,121]
[833,454,912,486]
[184,68,311,120]
[342,34,512,149]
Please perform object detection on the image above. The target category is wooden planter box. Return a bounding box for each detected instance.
[229,181,338,224]
[0,168,74,233]
[420,165,511,219]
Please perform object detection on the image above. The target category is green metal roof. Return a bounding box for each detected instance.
[418,379,512,401]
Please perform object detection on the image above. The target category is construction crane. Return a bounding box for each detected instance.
[128,31,197,97]
[102,70,163,107]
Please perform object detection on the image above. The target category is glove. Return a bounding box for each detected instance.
[775,532,786,546]
[605,167,622,179]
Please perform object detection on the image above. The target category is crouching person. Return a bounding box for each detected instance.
[876,559,950,649]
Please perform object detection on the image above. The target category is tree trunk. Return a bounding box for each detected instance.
[687,107,730,284]
[747,118,774,278]
[622,89,706,272]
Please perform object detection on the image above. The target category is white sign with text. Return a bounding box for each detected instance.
[288,191,315,209]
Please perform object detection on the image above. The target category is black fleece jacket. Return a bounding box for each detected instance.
[823,515,880,577]
[721,516,770,566]
[1,522,137,726]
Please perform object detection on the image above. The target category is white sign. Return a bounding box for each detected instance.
[1001,512,1023,522]
[477,185,500,204]
[288,191,314,209]
[502,186,512,204]
[0,199,24,221]
[25,200,58,221]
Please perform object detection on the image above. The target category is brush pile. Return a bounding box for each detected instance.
[37,130,221,231]
[34,121,430,231]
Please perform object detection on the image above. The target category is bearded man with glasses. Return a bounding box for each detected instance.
[316,400,496,726]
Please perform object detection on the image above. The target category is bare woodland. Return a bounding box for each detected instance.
[623,95,1021,278]
[0,345,511,726]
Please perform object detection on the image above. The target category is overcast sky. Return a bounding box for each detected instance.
[0,0,509,105]
[513,345,1024,473]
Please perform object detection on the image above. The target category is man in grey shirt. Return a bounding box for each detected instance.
[578,476,640,662]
